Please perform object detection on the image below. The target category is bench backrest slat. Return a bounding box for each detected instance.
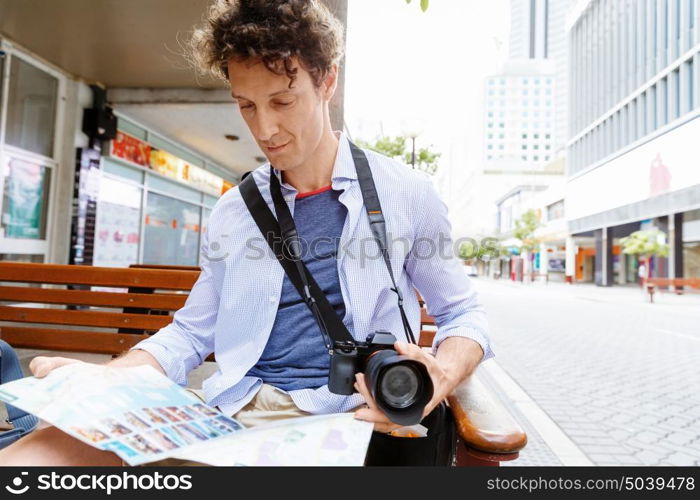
[1,326,150,355]
[0,262,439,356]
[0,286,188,310]
[0,306,174,331]
[0,262,199,290]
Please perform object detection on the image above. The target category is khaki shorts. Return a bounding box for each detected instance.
[139,384,317,467]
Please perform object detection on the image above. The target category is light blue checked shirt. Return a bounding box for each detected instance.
[131,131,493,417]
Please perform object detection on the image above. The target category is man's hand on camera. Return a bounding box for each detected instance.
[352,341,459,433]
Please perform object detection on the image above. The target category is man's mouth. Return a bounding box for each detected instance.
[266,142,289,153]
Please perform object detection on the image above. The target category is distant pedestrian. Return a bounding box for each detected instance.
[638,262,647,288]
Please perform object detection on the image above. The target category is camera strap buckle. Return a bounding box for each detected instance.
[390,286,404,307]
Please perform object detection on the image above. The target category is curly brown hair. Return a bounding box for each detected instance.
[189,0,344,88]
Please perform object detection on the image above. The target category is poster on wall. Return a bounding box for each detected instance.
[1,156,48,239]
[93,177,142,268]
[69,147,102,265]
[548,258,565,272]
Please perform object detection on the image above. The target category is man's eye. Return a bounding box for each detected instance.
[239,103,254,110]
[275,101,294,107]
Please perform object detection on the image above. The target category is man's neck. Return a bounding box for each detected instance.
[281,130,339,193]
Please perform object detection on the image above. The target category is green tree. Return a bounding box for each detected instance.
[512,209,542,283]
[620,229,669,281]
[513,209,542,252]
[356,135,441,175]
[405,0,430,12]
[458,240,478,261]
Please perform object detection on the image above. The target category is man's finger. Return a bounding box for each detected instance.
[354,407,402,433]
[354,373,378,411]
[394,341,440,372]
[29,356,80,378]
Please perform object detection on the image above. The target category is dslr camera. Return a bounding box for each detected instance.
[328,331,433,425]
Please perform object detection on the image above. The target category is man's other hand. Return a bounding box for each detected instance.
[352,341,458,433]
[29,356,83,378]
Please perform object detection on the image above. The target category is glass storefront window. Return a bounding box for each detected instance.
[93,176,142,268]
[683,242,700,278]
[198,207,212,265]
[143,192,201,266]
[5,56,58,158]
[1,155,51,239]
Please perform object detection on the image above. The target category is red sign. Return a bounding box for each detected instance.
[110,132,152,167]
[649,153,671,196]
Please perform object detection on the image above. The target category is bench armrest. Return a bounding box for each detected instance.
[447,370,527,455]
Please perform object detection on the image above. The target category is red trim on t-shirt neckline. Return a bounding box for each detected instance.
[295,185,333,199]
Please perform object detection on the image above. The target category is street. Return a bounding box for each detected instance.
[474,277,700,466]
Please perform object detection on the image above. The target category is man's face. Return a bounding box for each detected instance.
[228,58,334,171]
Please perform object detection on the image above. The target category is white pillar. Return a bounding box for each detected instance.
[618,252,627,285]
[668,212,676,278]
[522,250,530,283]
[565,235,576,283]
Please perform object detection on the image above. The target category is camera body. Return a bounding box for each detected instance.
[328,331,433,426]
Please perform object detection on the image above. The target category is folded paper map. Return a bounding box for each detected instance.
[0,363,374,466]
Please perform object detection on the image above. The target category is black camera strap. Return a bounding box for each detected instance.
[349,142,416,345]
[239,172,353,349]
[238,141,416,348]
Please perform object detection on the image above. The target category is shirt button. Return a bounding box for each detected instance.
[257,347,263,354]
[269,295,276,303]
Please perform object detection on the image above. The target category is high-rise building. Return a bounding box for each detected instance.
[508,0,569,151]
[509,0,550,59]
[464,0,568,245]
[566,0,700,286]
[483,60,556,170]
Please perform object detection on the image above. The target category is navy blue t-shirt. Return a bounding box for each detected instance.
[245,185,347,391]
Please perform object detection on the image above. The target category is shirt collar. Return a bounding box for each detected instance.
[272,130,357,193]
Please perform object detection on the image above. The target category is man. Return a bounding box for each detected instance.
[0,0,491,466]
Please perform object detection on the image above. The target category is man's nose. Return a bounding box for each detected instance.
[255,110,280,142]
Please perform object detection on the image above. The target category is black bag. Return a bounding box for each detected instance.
[239,142,457,466]
[364,401,456,466]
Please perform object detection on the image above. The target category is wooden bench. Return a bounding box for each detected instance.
[416,291,527,465]
[645,277,700,303]
[0,262,527,465]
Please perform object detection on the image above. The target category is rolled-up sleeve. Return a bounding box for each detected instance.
[130,229,220,385]
[404,175,494,362]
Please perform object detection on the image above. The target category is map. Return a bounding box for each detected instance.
[172,413,374,466]
[0,363,373,466]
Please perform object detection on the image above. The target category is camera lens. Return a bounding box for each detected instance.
[364,350,433,425]
[379,364,421,409]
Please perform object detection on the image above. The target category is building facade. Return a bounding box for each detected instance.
[0,38,239,267]
[0,0,348,268]
[566,0,700,286]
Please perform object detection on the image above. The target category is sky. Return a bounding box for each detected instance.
[344,0,511,200]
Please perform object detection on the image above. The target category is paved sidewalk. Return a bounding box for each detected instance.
[474,277,700,466]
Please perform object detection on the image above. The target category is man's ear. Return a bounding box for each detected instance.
[321,64,339,101]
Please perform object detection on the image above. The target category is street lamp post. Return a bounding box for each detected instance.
[402,119,422,170]
[410,135,416,169]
